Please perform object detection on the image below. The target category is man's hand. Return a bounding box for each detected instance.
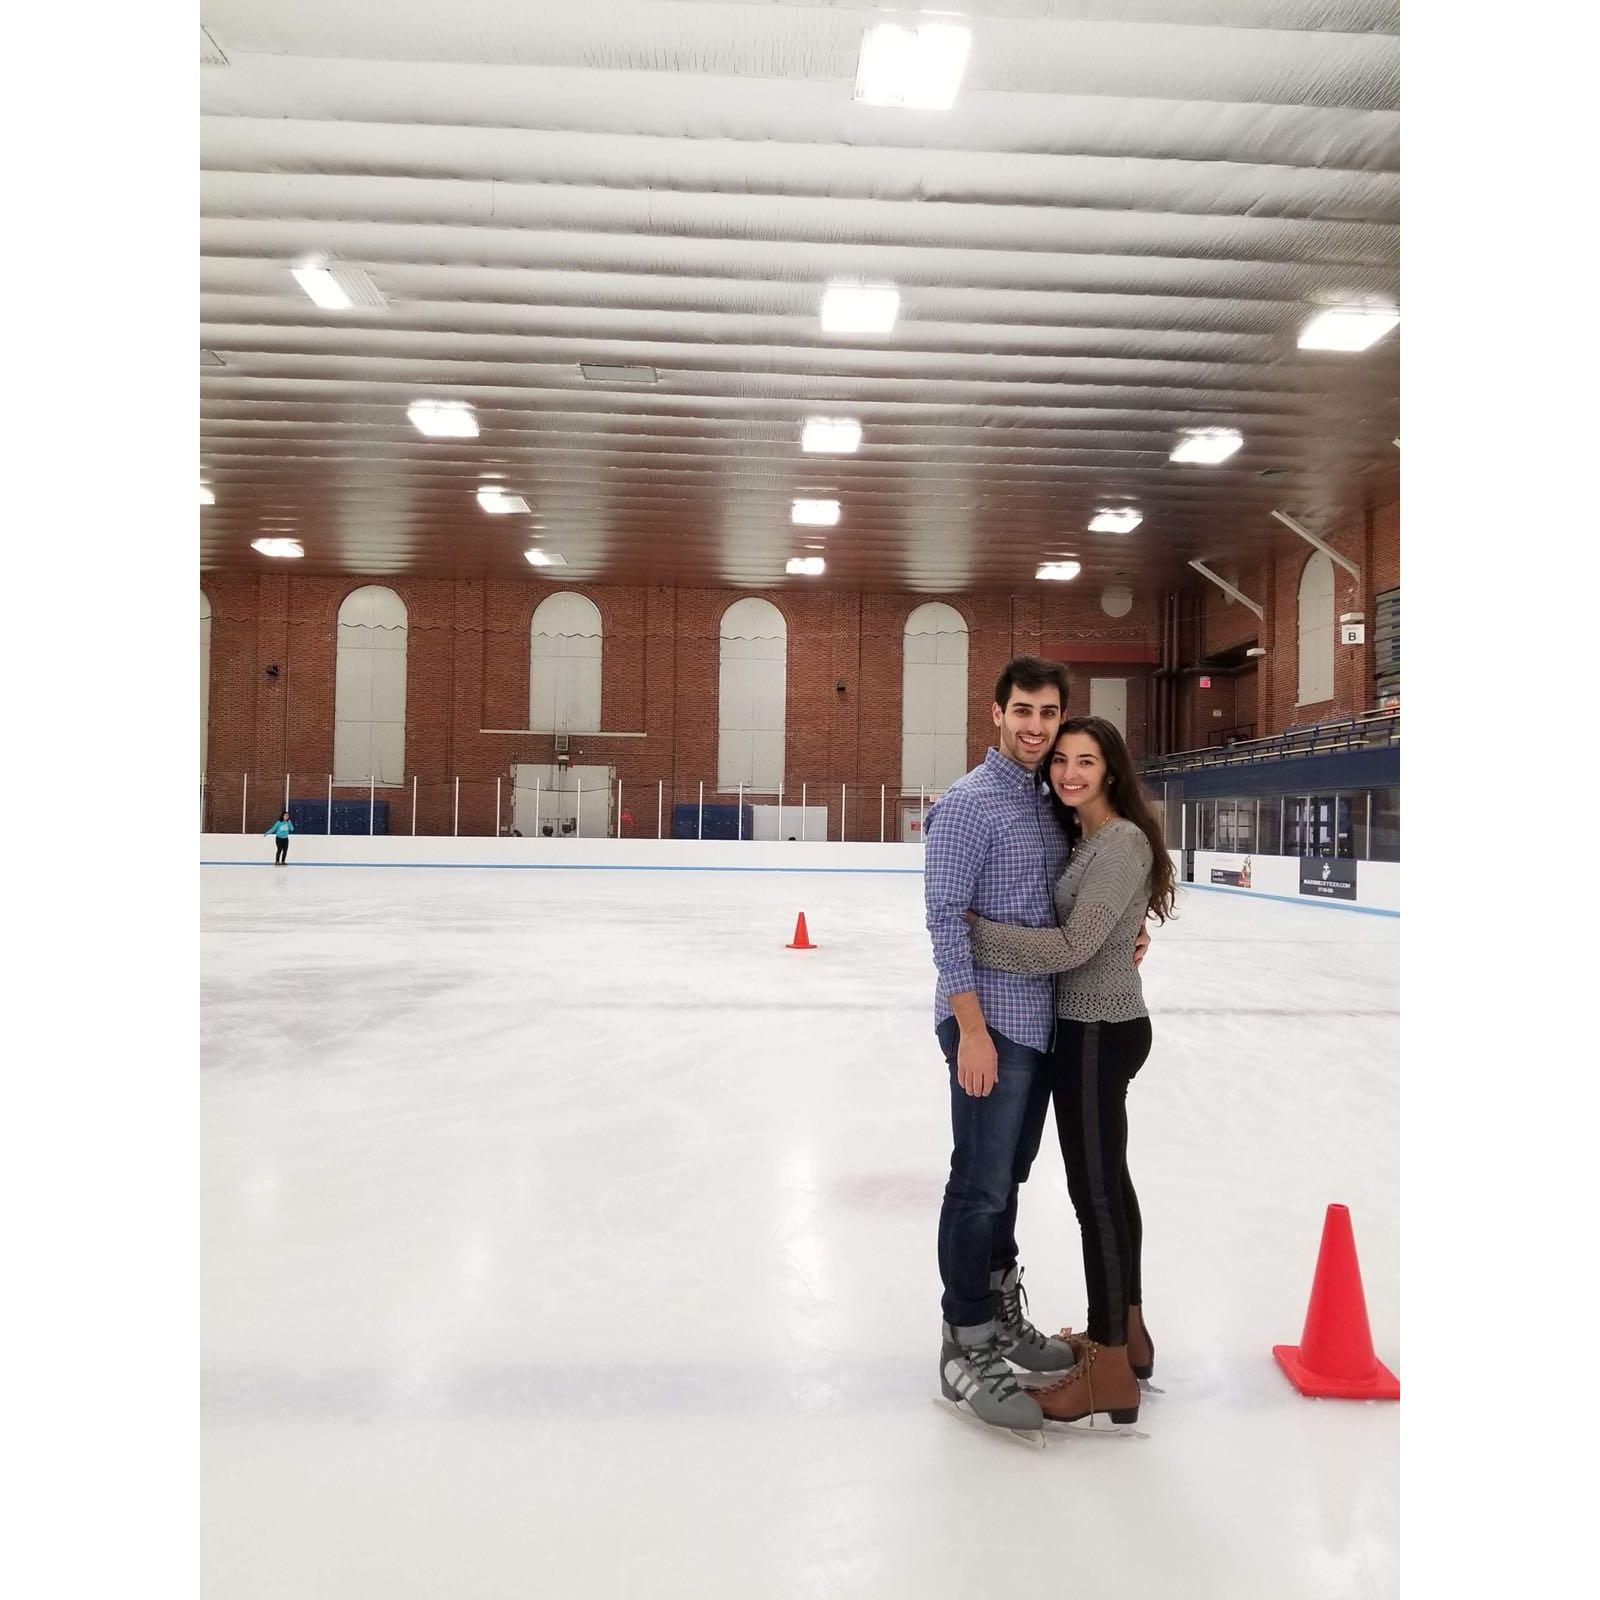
[1133,924,1152,968]
[956,1028,998,1097]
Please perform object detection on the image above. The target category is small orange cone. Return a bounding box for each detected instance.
[1273,1203,1399,1400]
[786,912,817,950]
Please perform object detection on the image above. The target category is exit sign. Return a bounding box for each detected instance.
[1199,675,1212,688]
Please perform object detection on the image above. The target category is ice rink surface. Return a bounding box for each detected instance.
[202,862,1399,1600]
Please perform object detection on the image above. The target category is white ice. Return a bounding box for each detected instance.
[202,864,1399,1600]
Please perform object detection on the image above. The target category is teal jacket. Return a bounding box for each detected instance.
[266,820,294,838]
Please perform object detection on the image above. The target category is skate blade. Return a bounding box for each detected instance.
[1040,1415,1148,1441]
[931,1396,1045,1450]
[1138,1379,1166,1396]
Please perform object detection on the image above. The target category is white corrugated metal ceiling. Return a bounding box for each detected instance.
[200,0,1399,590]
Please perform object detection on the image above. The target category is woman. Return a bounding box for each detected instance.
[965,716,1176,1427]
[265,810,294,866]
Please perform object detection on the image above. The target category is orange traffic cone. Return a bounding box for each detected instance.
[786,912,817,950]
[1273,1203,1399,1400]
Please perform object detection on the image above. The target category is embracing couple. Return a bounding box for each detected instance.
[925,654,1176,1442]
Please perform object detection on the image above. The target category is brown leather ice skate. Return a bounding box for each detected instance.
[1127,1304,1154,1381]
[1056,1304,1155,1381]
[1035,1339,1141,1427]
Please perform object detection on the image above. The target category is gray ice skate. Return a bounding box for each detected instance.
[934,1320,1045,1448]
[992,1264,1074,1374]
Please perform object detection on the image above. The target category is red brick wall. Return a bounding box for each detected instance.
[1179,499,1398,743]
[201,576,1165,836]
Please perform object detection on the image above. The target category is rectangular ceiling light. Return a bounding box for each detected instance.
[855,22,971,109]
[291,263,387,311]
[792,498,841,526]
[580,364,658,384]
[1088,508,1142,533]
[802,417,862,454]
[476,487,531,515]
[786,557,826,576]
[524,549,568,567]
[1036,561,1082,581]
[251,538,303,559]
[1298,307,1401,351]
[820,282,899,335]
[1170,428,1243,465]
[407,400,479,438]
[291,266,353,311]
[199,485,215,506]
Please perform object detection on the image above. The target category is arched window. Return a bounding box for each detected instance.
[531,592,602,733]
[902,602,969,790]
[334,586,408,782]
[1297,551,1335,706]
[200,591,212,776]
[718,598,787,791]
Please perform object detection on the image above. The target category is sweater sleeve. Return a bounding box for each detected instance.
[968,827,1150,976]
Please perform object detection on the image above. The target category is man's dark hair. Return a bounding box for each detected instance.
[993,654,1070,712]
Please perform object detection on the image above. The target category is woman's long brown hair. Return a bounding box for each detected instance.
[1045,716,1177,925]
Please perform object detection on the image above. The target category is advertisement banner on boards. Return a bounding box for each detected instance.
[1299,859,1358,900]
[1209,855,1253,888]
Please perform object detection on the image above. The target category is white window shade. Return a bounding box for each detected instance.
[902,602,968,790]
[718,598,787,791]
[531,592,603,733]
[334,585,408,782]
[1297,551,1336,706]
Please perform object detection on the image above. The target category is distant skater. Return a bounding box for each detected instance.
[266,811,294,865]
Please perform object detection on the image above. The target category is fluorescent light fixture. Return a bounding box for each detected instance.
[199,485,215,506]
[786,556,826,576]
[1089,508,1142,534]
[855,22,971,109]
[291,265,353,311]
[524,549,568,567]
[802,417,862,454]
[792,498,841,526]
[1036,561,1082,582]
[476,486,530,515]
[1298,307,1400,352]
[820,282,899,335]
[1170,428,1243,465]
[407,400,479,438]
[251,538,303,559]
[580,363,658,384]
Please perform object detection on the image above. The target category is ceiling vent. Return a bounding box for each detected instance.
[200,27,229,66]
[326,265,389,310]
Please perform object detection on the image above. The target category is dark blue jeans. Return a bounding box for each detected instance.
[935,1017,1054,1328]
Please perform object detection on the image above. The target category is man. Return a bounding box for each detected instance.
[924,655,1148,1437]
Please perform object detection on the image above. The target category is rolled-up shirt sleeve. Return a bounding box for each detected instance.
[923,791,988,1002]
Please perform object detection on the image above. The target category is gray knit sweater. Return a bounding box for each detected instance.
[967,818,1152,1023]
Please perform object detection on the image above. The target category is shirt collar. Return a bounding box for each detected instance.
[984,745,1041,790]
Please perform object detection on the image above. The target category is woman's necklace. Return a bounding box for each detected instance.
[1080,810,1117,842]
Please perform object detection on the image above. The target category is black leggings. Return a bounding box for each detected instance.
[1049,1016,1152,1346]
[275,837,289,863]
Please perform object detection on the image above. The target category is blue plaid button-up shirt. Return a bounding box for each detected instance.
[924,747,1070,1053]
